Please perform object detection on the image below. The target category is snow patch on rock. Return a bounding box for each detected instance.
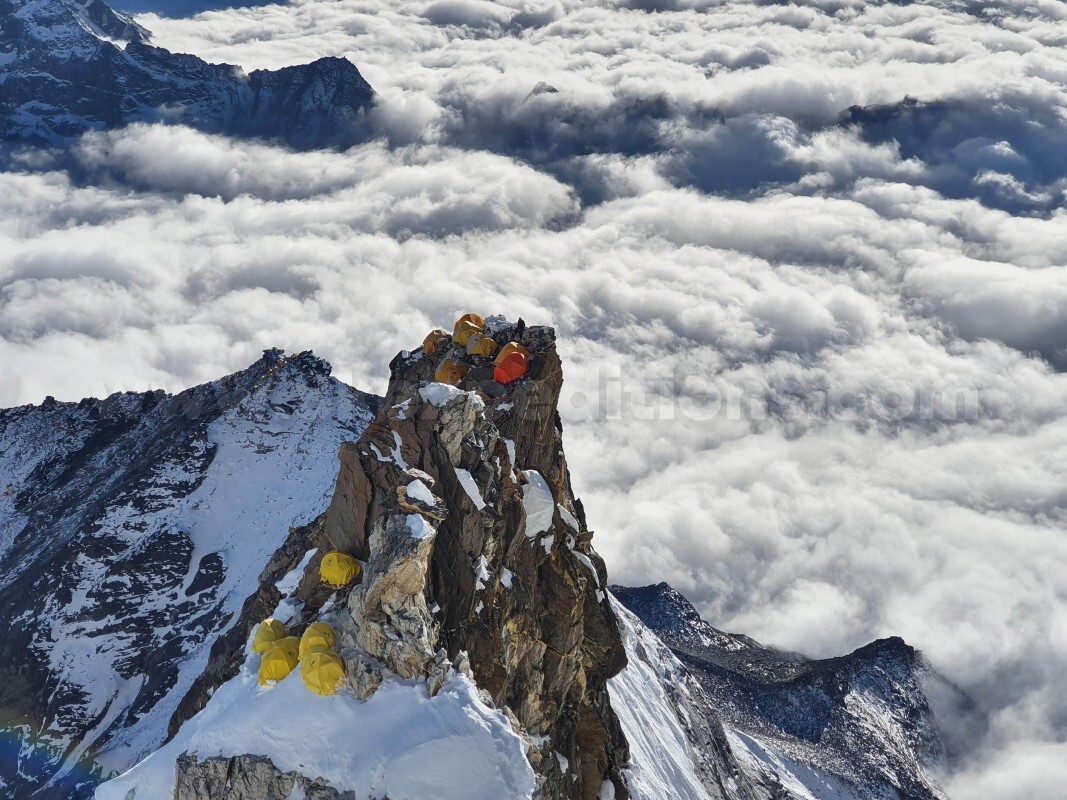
[475,555,490,590]
[521,471,554,538]
[275,549,317,596]
[406,479,435,506]
[419,382,485,410]
[455,468,486,510]
[406,514,435,540]
[558,504,580,531]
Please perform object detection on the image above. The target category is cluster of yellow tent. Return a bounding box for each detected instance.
[254,618,346,695]
[426,314,532,387]
[251,550,361,694]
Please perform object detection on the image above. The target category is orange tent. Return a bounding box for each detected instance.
[494,342,531,366]
[455,312,484,329]
[494,352,529,384]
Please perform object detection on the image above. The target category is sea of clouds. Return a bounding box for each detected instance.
[2,0,1067,795]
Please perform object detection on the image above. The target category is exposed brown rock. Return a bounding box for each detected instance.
[321,318,631,798]
[322,442,373,559]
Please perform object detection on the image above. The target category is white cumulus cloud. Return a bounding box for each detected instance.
[4,0,1067,793]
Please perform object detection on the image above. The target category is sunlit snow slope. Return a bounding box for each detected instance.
[95,598,537,800]
[610,595,877,800]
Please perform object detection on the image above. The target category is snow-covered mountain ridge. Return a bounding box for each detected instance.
[0,349,377,799]
[613,583,972,800]
[0,0,375,147]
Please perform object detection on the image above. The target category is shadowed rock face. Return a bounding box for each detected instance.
[0,0,375,148]
[320,319,630,798]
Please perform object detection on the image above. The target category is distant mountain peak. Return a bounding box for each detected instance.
[0,0,375,147]
[853,634,916,660]
[7,0,148,49]
[615,581,957,800]
[608,581,705,629]
[66,0,150,42]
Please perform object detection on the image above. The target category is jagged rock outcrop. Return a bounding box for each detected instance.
[317,318,631,798]
[175,754,352,800]
[0,0,375,147]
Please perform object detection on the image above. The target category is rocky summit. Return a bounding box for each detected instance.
[0,0,375,147]
[337,320,630,797]
[152,319,632,800]
[0,320,962,800]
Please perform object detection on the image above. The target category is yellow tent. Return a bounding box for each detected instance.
[466,333,498,358]
[455,312,484,330]
[434,358,469,386]
[258,636,300,685]
[302,647,346,696]
[252,618,286,654]
[422,329,449,355]
[320,551,361,588]
[452,313,485,347]
[300,621,336,660]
